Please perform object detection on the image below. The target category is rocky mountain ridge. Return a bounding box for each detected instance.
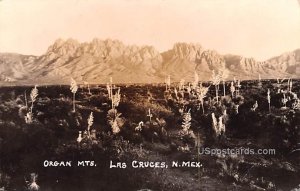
[0,38,299,85]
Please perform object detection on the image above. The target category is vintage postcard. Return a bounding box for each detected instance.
[0,0,300,190]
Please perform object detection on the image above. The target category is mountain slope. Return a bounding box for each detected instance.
[0,53,38,83]
[37,38,163,84]
[0,39,298,85]
[264,49,300,75]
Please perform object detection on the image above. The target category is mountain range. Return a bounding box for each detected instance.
[0,38,299,85]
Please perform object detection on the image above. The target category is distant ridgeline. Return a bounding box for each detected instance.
[0,39,299,85]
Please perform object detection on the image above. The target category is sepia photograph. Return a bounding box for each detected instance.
[0,0,300,190]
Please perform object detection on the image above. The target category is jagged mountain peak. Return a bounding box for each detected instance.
[169,42,202,60]
[48,38,80,51]
[0,38,299,85]
[173,42,202,50]
[45,38,162,59]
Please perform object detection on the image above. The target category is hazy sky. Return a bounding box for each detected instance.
[0,0,300,61]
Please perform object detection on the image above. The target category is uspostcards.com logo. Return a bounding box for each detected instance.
[198,147,276,156]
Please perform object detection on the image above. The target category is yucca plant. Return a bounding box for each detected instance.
[197,86,209,114]
[289,79,293,93]
[230,81,235,98]
[236,79,241,96]
[174,87,179,100]
[87,112,94,137]
[282,93,288,109]
[276,78,281,93]
[147,108,153,122]
[234,104,239,114]
[211,70,221,103]
[258,73,262,88]
[267,89,271,113]
[25,85,38,124]
[135,121,144,131]
[211,113,218,136]
[27,173,39,191]
[84,81,91,95]
[251,101,258,111]
[77,131,83,143]
[107,77,113,100]
[111,118,120,134]
[107,110,124,134]
[276,77,286,93]
[182,109,191,134]
[111,87,121,110]
[25,112,33,124]
[30,85,38,113]
[222,80,226,97]
[107,77,119,109]
[292,99,300,110]
[106,81,124,134]
[70,78,78,112]
[24,90,28,109]
[211,113,225,137]
[219,67,229,97]
[106,83,112,99]
[218,116,225,135]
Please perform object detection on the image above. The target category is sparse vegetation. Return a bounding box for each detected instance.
[0,79,299,190]
[70,78,78,112]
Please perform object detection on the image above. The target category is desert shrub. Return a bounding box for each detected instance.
[0,172,11,190]
[107,109,125,134]
[221,96,233,107]
[216,154,244,182]
[232,95,244,105]
[120,97,174,128]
